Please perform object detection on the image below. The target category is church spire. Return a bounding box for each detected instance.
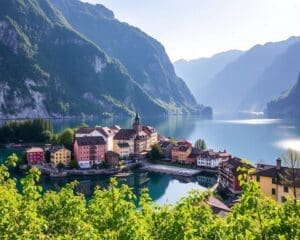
[133,111,142,133]
[134,111,140,124]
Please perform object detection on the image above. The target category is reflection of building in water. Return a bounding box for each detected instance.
[174,175,194,183]
[197,174,217,187]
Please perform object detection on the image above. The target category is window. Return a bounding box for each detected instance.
[284,186,288,193]
[272,178,277,184]
[272,188,276,195]
[256,175,260,182]
[281,196,287,203]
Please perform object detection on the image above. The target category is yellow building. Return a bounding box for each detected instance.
[50,145,71,166]
[251,158,300,202]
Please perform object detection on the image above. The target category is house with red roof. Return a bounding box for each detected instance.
[26,147,44,165]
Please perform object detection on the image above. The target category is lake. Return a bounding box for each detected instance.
[1,116,300,204]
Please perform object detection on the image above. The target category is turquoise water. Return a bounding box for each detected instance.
[49,116,300,163]
[1,116,300,203]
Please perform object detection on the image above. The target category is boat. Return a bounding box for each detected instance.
[114,172,133,178]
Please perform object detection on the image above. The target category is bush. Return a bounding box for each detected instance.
[0,154,299,239]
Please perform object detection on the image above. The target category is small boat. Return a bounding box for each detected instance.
[114,172,132,178]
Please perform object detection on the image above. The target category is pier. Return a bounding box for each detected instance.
[140,163,202,177]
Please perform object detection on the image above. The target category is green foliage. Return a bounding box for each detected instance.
[0,119,53,143]
[55,128,74,150]
[69,159,79,169]
[194,139,207,151]
[149,144,163,161]
[0,154,300,239]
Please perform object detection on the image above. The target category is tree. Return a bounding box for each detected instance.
[58,128,74,150]
[194,139,206,151]
[69,159,79,169]
[149,144,163,161]
[56,163,65,169]
[281,149,300,204]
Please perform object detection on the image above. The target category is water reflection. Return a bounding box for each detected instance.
[36,171,216,204]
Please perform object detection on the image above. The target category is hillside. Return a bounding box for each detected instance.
[50,0,210,116]
[186,37,300,114]
[0,0,170,119]
[266,73,300,118]
[240,40,300,112]
[174,50,243,103]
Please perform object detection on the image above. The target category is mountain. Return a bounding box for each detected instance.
[190,37,300,114]
[50,0,210,116]
[0,0,171,119]
[173,50,243,103]
[240,40,300,112]
[266,73,300,118]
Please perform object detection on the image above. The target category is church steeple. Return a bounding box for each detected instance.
[133,111,142,133]
[134,112,140,124]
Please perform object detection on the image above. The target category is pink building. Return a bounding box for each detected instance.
[73,136,106,169]
[26,147,44,165]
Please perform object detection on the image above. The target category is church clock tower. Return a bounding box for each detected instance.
[133,112,142,133]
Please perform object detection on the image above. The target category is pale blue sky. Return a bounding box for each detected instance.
[82,0,300,61]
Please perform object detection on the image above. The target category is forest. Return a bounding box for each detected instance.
[0,154,299,239]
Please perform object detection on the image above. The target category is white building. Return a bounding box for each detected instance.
[197,150,230,168]
[75,126,118,152]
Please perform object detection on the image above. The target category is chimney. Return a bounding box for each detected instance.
[276,158,281,170]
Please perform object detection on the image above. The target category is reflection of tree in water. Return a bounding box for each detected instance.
[144,172,171,202]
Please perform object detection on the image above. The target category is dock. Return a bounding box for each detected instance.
[140,163,201,177]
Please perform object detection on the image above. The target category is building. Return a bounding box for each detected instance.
[113,113,157,158]
[205,196,230,216]
[105,151,120,168]
[113,129,135,158]
[26,147,44,165]
[197,150,230,169]
[142,125,158,146]
[75,126,117,151]
[73,136,106,168]
[159,140,174,159]
[186,148,201,165]
[49,145,71,166]
[251,158,300,202]
[171,141,193,164]
[219,157,253,194]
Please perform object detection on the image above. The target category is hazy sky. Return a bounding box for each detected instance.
[82,0,300,61]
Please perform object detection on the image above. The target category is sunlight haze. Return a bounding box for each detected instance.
[82,0,300,61]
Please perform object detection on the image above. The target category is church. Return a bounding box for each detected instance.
[113,113,158,159]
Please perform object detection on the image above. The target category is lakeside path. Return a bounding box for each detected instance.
[140,163,202,177]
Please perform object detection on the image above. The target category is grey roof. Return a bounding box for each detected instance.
[76,136,106,146]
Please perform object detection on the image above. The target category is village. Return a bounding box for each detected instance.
[22,113,300,204]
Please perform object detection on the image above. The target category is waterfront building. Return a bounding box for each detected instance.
[197,150,230,168]
[73,136,106,168]
[105,151,120,167]
[49,145,71,166]
[75,126,117,151]
[251,158,300,202]
[186,148,201,165]
[113,113,157,158]
[26,147,44,165]
[171,140,193,164]
[219,157,253,194]
[159,140,174,159]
